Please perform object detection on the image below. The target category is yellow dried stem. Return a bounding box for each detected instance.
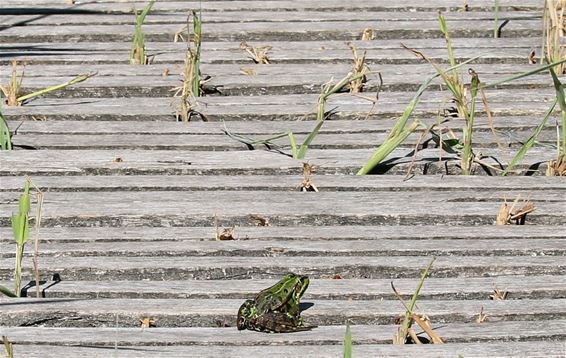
[411,314,444,344]
[300,162,319,192]
[347,42,369,93]
[476,307,487,323]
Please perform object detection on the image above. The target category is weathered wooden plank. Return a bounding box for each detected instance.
[0,46,543,65]
[1,70,556,98]
[5,342,565,358]
[4,117,559,137]
[0,256,564,280]
[0,1,544,13]
[10,130,558,150]
[3,238,564,258]
[0,190,563,227]
[0,11,541,27]
[0,298,564,327]
[0,38,549,60]
[1,321,565,346]
[0,20,544,43]
[2,225,563,243]
[3,88,559,121]
[2,174,565,192]
[3,276,563,300]
[0,148,560,176]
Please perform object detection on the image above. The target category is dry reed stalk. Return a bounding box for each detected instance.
[347,42,369,93]
[542,0,566,74]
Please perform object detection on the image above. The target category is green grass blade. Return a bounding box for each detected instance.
[502,99,557,175]
[485,58,566,88]
[0,285,16,298]
[288,132,298,158]
[16,74,92,103]
[391,53,481,138]
[343,324,352,358]
[0,109,12,150]
[438,12,456,68]
[494,0,500,38]
[357,120,420,175]
[398,257,435,344]
[296,118,326,159]
[548,64,566,159]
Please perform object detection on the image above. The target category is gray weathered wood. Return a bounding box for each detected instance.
[2,276,562,300]
[1,255,564,280]
[1,321,565,345]
[0,297,565,327]
[5,342,565,358]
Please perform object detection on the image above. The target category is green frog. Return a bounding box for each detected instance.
[237,272,313,333]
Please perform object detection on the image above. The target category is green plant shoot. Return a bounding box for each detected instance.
[130,0,156,65]
[12,178,31,297]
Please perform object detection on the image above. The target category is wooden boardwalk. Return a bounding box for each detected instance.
[1,0,565,357]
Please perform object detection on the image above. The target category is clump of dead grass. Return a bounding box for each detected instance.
[214,215,236,241]
[496,197,536,225]
[0,60,93,106]
[346,42,370,93]
[300,162,318,192]
[240,41,271,64]
[542,0,566,74]
[392,258,443,345]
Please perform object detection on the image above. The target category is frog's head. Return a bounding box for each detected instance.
[277,272,309,308]
[237,299,256,330]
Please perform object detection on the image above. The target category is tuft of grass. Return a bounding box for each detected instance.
[361,28,375,41]
[240,41,272,64]
[130,0,156,65]
[542,0,565,74]
[392,258,442,345]
[223,71,373,160]
[496,197,535,225]
[289,72,371,159]
[343,324,352,358]
[0,178,44,298]
[0,60,93,107]
[174,11,204,122]
[357,54,481,175]
[501,60,566,175]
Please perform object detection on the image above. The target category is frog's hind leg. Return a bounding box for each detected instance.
[237,299,256,330]
[252,312,313,333]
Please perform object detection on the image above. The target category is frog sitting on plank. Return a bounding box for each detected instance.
[237,272,314,333]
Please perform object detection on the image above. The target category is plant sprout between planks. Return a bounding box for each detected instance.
[0,178,44,298]
[173,11,206,122]
[130,0,156,65]
[1,60,93,107]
